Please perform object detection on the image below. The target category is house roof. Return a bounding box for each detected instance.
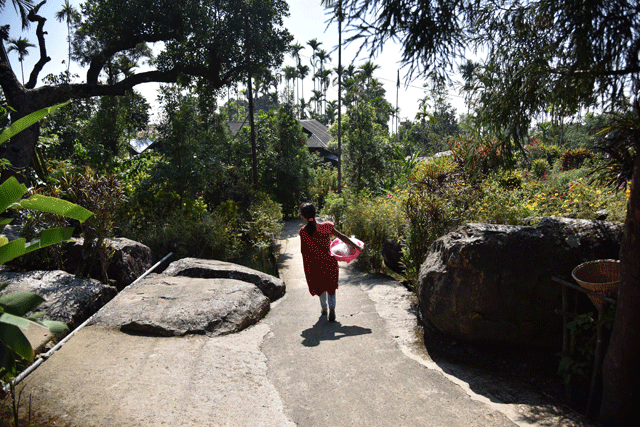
[227,119,334,151]
[129,138,154,154]
[299,119,332,149]
[227,120,250,136]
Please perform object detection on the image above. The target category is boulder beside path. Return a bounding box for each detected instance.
[90,273,270,337]
[417,217,624,348]
[163,257,285,301]
[0,269,117,329]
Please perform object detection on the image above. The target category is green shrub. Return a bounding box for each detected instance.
[531,158,550,178]
[468,178,529,225]
[65,168,127,281]
[449,133,509,184]
[494,169,524,190]
[17,166,126,283]
[562,148,596,170]
[241,193,283,275]
[332,189,407,272]
[400,157,471,287]
[520,139,562,169]
[323,192,347,229]
[307,163,338,211]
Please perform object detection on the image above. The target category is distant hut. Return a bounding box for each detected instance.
[227,119,338,166]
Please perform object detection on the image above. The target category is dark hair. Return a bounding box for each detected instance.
[299,202,316,236]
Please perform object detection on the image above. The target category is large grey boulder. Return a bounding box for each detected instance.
[90,273,270,337]
[3,232,153,291]
[417,217,624,348]
[62,237,153,290]
[163,257,285,301]
[0,270,117,328]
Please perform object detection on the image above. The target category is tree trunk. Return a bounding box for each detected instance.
[599,153,640,426]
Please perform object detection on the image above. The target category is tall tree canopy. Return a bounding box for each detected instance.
[0,0,292,179]
[335,0,639,140]
[332,1,640,425]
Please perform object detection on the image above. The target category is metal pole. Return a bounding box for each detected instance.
[337,0,342,193]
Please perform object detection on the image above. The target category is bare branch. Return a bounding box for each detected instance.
[25,1,50,89]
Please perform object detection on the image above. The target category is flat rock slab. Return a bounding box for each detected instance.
[90,274,270,337]
[163,257,285,301]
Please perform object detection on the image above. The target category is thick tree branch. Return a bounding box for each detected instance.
[25,1,51,90]
[86,32,181,84]
[28,66,229,110]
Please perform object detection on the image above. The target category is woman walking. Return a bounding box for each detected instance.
[298,202,360,321]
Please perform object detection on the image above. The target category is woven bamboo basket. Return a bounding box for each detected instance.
[571,259,621,311]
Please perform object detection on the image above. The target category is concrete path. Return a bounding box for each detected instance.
[263,220,513,427]
[1,220,591,427]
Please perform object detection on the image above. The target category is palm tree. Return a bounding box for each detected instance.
[289,42,304,103]
[316,49,331,72]
[1,0,34,29]
[314,49,331,115]
[55,0,80,74]
[326,100,338,125]
[317,68,332,115]
[307,38,322,96]
[358,60,380,88]
[299,98,309,119]
[283,65,297,103]
[7,36,35,84]
[311,89,323,116]
[296,64,309,117]
[345,64,358,79]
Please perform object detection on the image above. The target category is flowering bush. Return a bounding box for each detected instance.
[335,157,629,287]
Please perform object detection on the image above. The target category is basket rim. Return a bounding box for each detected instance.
[571,259,621,286]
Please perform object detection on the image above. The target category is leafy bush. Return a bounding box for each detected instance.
[467,177,529,225]
[327,189,407,271]
[449,132,509,184]
[307,163,338,211]
[531,158,550,178]
[520,138,562,169]
[322,192,347,229]
[557,306,614,387]
[401,157,471,286]
[64,168,127,281]
[493,169,524,190]
[241,193,283,275]
[17,165,127,282]
[562,148,596,170]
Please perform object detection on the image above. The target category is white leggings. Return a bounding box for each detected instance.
[319,291,336,310]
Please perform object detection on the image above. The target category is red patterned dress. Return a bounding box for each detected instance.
[299,221,339,296]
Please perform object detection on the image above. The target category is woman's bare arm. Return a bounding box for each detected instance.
[332,228,361,250]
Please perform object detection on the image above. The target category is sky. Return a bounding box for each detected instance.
[2,0,468,125]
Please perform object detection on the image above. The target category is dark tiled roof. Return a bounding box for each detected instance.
[227,119,334,151]
[227,121,250,136]
[299,119,332,149]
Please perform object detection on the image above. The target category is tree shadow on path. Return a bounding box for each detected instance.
[301,316,372,347]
